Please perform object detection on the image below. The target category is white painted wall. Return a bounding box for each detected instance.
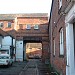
[16,41,23,61]
[2,36,12,49]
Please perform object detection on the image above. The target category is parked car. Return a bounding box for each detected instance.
[28,55,34,59]
[0,54,13,66]
[34,55,41,59]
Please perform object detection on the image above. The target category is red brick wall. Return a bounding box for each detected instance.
[15,17,48,30]
[0,15,49,63]
[0,20,14,31]
[16,17,49,62]
[49,0,68,75]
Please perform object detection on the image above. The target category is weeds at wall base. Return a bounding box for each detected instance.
[46,63,60,75]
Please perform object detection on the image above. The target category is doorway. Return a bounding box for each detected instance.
[66,23,75,75]
[23,37,42,60]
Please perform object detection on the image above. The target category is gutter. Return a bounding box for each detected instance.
[48,0,54,29]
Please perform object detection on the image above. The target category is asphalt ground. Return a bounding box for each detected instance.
[0,61,28,75]
[0,59,56,75]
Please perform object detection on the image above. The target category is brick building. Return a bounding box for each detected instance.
[0,13,49,63]
[49,0,75,75]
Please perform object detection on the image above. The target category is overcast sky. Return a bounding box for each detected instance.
[0,0,52,15]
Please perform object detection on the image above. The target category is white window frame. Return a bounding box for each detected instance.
[60,28,64,55]
[59,0,62,9]
[7,22,11,28]
[53,39,55,56]
[34,24,39,29]
[26,24,31,29]
[0,22,3,28]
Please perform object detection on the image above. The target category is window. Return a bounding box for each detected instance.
[59,0,62,9]
[60,28,64,56]
[34,24,39,29]
[19,24,23,29]
[26,24,31,29]
[0,22,3,28]
[7,22,11,28]
[53,39,55,56]
[0,56,9,59]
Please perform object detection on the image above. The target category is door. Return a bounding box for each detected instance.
[16,41,23,61]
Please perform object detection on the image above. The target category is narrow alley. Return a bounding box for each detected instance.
[19,59,52,75]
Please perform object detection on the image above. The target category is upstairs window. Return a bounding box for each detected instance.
[19,24,23,29]
[26,24,31,29]
[34,24,39,29]
[59,0,62,9]
[59,28,64,56]
[0,22,3,28]
[7,22,11,28]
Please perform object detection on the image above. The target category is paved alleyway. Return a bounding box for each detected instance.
[19,59,51,75]
[0,61,27,75]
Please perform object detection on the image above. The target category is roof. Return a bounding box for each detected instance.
[6,29,16,38]
[0,29,8,36]
[0,13,48,20]
[0,29,15,38]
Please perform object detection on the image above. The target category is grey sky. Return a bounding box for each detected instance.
[0,0,52,15]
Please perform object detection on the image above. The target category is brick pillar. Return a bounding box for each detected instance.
[42,41,49,64]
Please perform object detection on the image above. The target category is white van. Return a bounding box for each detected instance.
[0,54,13,66]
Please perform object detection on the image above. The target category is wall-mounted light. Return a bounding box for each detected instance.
[54,22,56,24]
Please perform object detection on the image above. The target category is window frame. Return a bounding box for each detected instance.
[0,22,3,28]
[26,24,31,30]
[7,22,11,28]
[19,24,23,29]
[34,24,39,30]
[53,39,55,56]
[59,28,64,57]
[59,0,62,9]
